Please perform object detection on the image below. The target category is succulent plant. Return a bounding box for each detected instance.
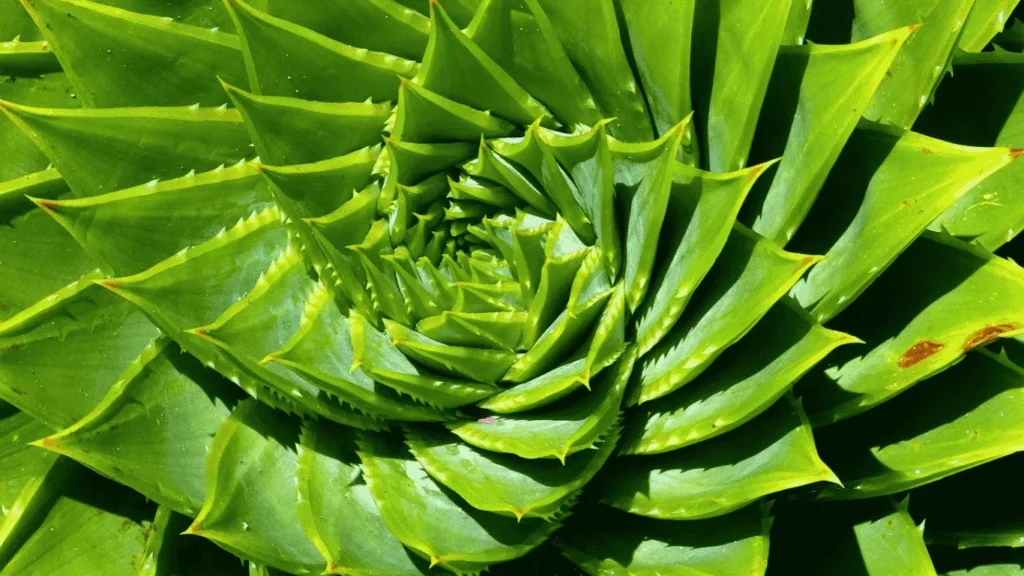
[2,0,1024,574]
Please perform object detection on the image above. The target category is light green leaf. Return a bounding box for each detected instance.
[798,232,1024,424]
[783,0,813,44]
[33,338,241,516]
[358,432,560,575]
[188,400,323,575]
[746,28,911,245]
[0,404,59,557]
[790,123,1015,322]
[959,0,1021,51]
[532,0,652,141]
[1,102,253,198]
[634,161,770,357]
[417,310,527,351]
[386,319,517,385]
[296,421,432,576]
[855,0,975,129]
[263,146,379,220]
[406,424,618,520]
[226,0,417,103]
[479,357,590,414]
[386,138,476,185]
[414,1,552,126]
[554,503,771,576]
[393,79,515,144]
[0,72,79,183]
[622,299,858,455]
[632,224,819,406]
[0,39,60,75]
[21,0,246,107]
[815,349,1024,500]
[691,0,793,172]
[448,348,632,461]
[139,505,249,576]
[601,395,838,520]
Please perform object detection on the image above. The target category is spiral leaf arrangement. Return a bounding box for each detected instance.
[2,0,1024,574]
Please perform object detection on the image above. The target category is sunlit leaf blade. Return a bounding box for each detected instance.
[479,357,589,414]
[909,453,1024,549]
[33,338,241,516]
[767,499,936,576]
[958,0,1021,51]
[532,0,652,141]
[225,0,417,103]
[393,79,515,144]
[622,299,858,455]
[20,0,246,107]
[465,0,601,130]
[77,0,231,29]
[633,224,819,406]
[815,349,1024,500]
[358,432,560,575]
[782,0,813,44]
[0,459,156,576]
[414,1,552,127]
[1,102,253,198]
[187,400,323,575]
[418,309,526,351]
[0,282,160,429]
[386,319,516,385]
[856,0,974,129]
[263,0,429,61]
[224,82,390,166]
[0,72,78,183]
[0,39,60,75]
[691,0,792,172]
[263,147,379,220]
[449,348,633,461]
[634,161,770,356]
[745,28,910,245]
[35,162,276,275]
[406,424,617,520]
[616,0,693,138]
[601,396,838,520]
[915,51,1024,251]
[296,421,431,576]
[554,503,771,576]
[798,232,1024,424]
[387,138,477,186]
[790,123,1015,322]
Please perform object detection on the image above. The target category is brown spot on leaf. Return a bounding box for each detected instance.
[898,340,945,369]
[122,519,132,529]
[963,323,1015,352]
[0,301,6,309]
[2,343,22,352]
[901,199,912,208]
[921,147,933,155]
[973,429,980,437]
[747,163,767,182]
[1011,148,1024,160]
[10,387,23,396]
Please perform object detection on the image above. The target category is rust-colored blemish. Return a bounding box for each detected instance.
[0,301,6,309]
[898,340,945,369]
[41,436,55,446]
[921,147,933,155]
[2,343,22,352]
[908,23,922,33]
[40,43,48,51]
[885,69,894,78]
[799,256,817,268]
[963,323,1015,352]
[35,199,60,211]
[1010,148,1024,160]
[747,163,767,182]
[10,387,23,396]
[96,509,104,516]
[121,519,132,529]
[973,429,980,437]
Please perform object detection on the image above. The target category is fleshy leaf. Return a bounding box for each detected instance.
[958,0,1021,51]
[262,146,379,219]
[386,319,517,385]
[393,79,515,144]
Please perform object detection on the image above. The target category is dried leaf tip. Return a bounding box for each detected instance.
[907,22,923,33]
[1009,148,1024,160]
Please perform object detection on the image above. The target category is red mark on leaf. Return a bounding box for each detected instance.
[1010,148,1024,160]
[963,323,1015,352]
[898,340,945,369]
[477,416,500,424]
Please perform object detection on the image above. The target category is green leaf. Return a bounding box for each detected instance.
[263,0,429,61]
[601,395,838,520]
[417,309,527,351]
[745,27,911,245]
[139,505,249,576]
[0,282,161,429]
[225,0,417,103]
[358,432,560,575]
[1,101,254,198]
[188,400,323,575]
[634,161,770,357]
[691,0,793,172]
[632,224,819,406]
[393,79,515,144]
[478,357,590,414]
[21,0,246,107]
[414,1,552,126]
[909,453,1024,549]
[296,421,432,576]
[782,0,813,44]
[385,319,517,385]
[386,138,477,186]
[814,349,1024,500]
[448,348,633,462]
[958,0,1021,51]
[0,1,39,41]
[224,82,390,166]
[406,423,618,520]
[554,503,771,576]
[33,338,241,516]
[790,122,1015,322]
[262,146,379,220]
[465,0,601,130]
[35,161,276,276]
[621,298,858,455]
[0,40,60,75]
[0,405,59,552]
[617,0,694,137]
[767,499,936,576]
[464,143,557,217]
[532,0,652,141]
[0,72,79,183]
[855,0,975,129]
[915,51,1024,251]
[798,232,1024,424]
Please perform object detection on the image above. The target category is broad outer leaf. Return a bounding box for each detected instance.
[358,432,559,575]
[601,396,838,520]
[958,0,1022,51]
[188,400,324,575]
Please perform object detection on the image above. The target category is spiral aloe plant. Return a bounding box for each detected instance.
[2,0,1024,574]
